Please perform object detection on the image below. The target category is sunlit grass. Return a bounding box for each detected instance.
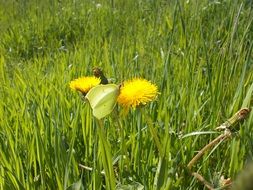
[0,0,253,189]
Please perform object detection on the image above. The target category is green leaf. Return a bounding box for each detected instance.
[181,131,219,139]
[153,156,168,190]
[86,84,120,119]
[242,81,253,108]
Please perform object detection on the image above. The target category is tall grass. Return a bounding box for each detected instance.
[0,0,253,189]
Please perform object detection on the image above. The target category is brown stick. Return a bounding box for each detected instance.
[187,130,232,170]
[187,108,251,189]
[192,172,214,190]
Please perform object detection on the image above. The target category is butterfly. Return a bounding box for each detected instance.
[85,84,120,119]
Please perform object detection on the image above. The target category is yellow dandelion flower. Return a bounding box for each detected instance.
[117,78,159,109]
[69,76,101,95]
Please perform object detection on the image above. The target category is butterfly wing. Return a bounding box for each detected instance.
[86,84,120,119]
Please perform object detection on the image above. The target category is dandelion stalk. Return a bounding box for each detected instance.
[117,117,126,182]
[142,109,163,156]
[96,119,116,190]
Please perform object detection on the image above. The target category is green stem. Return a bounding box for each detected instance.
[117,118,125,183]
[142,109,163,156]
[97,119,116,190]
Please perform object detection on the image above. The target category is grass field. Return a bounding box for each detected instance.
[1,0,253,189]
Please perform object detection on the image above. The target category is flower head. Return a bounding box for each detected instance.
[117,78,159,109]
[69,76,101,95]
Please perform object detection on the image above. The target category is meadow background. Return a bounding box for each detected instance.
[1,0,253,189]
